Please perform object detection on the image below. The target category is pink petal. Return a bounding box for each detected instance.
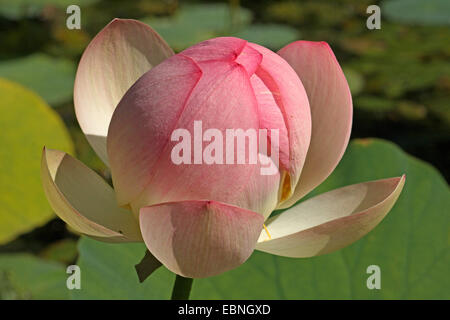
[139,200,264,278]
[74,19,173,164]
[235,42,263,76]
[41,148,142,242]
[181,37,263,76]
[138,60,277,216]
[250,74,289,177]
[277,41,352,208]
[108,41,281,218]
[248,42,312,203]
[181,37,248,62]
[256,176,405,257]
[107,54,202,207]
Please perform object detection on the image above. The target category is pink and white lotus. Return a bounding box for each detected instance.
[41,19,405,278]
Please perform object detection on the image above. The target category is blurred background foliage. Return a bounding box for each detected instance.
[0,0,448,299]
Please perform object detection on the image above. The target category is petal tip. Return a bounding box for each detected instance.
[139,200,263,278]
[257,175,406,258]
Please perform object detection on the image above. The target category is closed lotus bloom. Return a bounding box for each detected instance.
[41,19,405,278]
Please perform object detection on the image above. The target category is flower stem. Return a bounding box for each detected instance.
[171,275,194,300]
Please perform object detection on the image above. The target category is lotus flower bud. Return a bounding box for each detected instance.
[107,37,312,220]
[41,19,405,279]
